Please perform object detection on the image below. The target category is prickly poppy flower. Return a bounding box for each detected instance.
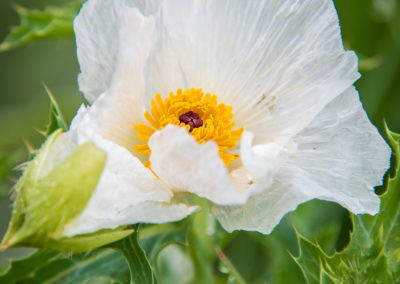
[4,0,391,246]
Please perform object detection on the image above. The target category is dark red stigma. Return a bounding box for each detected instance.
[179,111,203,132]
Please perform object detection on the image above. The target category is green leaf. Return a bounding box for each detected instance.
[0,251,58,284]
[141,220,193,282]
[108,225,154,284]
[374,125,400,251]
[44,84,68,136]
[140,220,191,265]
[45,228,134,253]
[0,219,192,283]
[293,127,399,283]
[0,249,130,284]
[0,1,83,52]
[320,268,338,284]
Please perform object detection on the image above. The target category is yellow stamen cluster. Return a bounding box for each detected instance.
[134,88,243,166]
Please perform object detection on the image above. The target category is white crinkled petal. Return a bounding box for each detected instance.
[211,181,310,234]
[75,0,125,103]
[240,131,295,179]
[145,0,359,143]
[212,87,391,234]
[285,87,391,214]
[149,125,250,205]
[64,201,198,237]
[76,0,157,154]
[126,0,163,16]
[233,131,297,197]
[75,0,158,103]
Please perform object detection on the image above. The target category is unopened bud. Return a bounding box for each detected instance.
[1,130,133,252]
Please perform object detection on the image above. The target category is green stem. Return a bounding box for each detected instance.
[188,197,216,284]
[215,246,246,284]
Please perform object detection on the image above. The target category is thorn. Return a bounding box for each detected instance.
[11,3,28,16]
[383,119,390,133]
[42,82,56,103]
[23,138,35,155]
[290,222,301,238]
[34,127,47,137]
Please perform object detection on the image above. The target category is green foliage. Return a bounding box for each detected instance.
[188,198,246,284]
[0,211,246,284]
[188,199,216,283]
[44,84,68,135]
[0,1,83,52]
[45,228,134,253]
[140,220,190,265]
[0,249,129,284]
[215,247,246,284]
[0,250,58,284]
[0,221,195,284]
[294,127,400,284]
[109,225,154,284]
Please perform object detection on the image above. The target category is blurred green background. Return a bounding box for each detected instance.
[0,0,399,283]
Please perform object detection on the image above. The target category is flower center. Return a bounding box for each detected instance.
[134,88,243,166]
[179,111,203,132]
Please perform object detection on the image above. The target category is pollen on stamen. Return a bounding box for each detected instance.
[134,88,243,166]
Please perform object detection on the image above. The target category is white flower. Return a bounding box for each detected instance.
[46,0,391,237]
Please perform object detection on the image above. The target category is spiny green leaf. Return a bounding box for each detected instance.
[0,220,191,283]
[294,127,399,283]
[0,249,129,284]
[0,221,184,284]
[108,225,154,284]
[320,268,338,284]
[0,1,83,52]
[373,124,400,254]
[44,84,68,136]
[293,235,337,284]
[0,250,58,284]
[141,220,193,282]
[140,220,191,265]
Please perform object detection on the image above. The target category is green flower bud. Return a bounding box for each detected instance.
[1,130,133,252]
